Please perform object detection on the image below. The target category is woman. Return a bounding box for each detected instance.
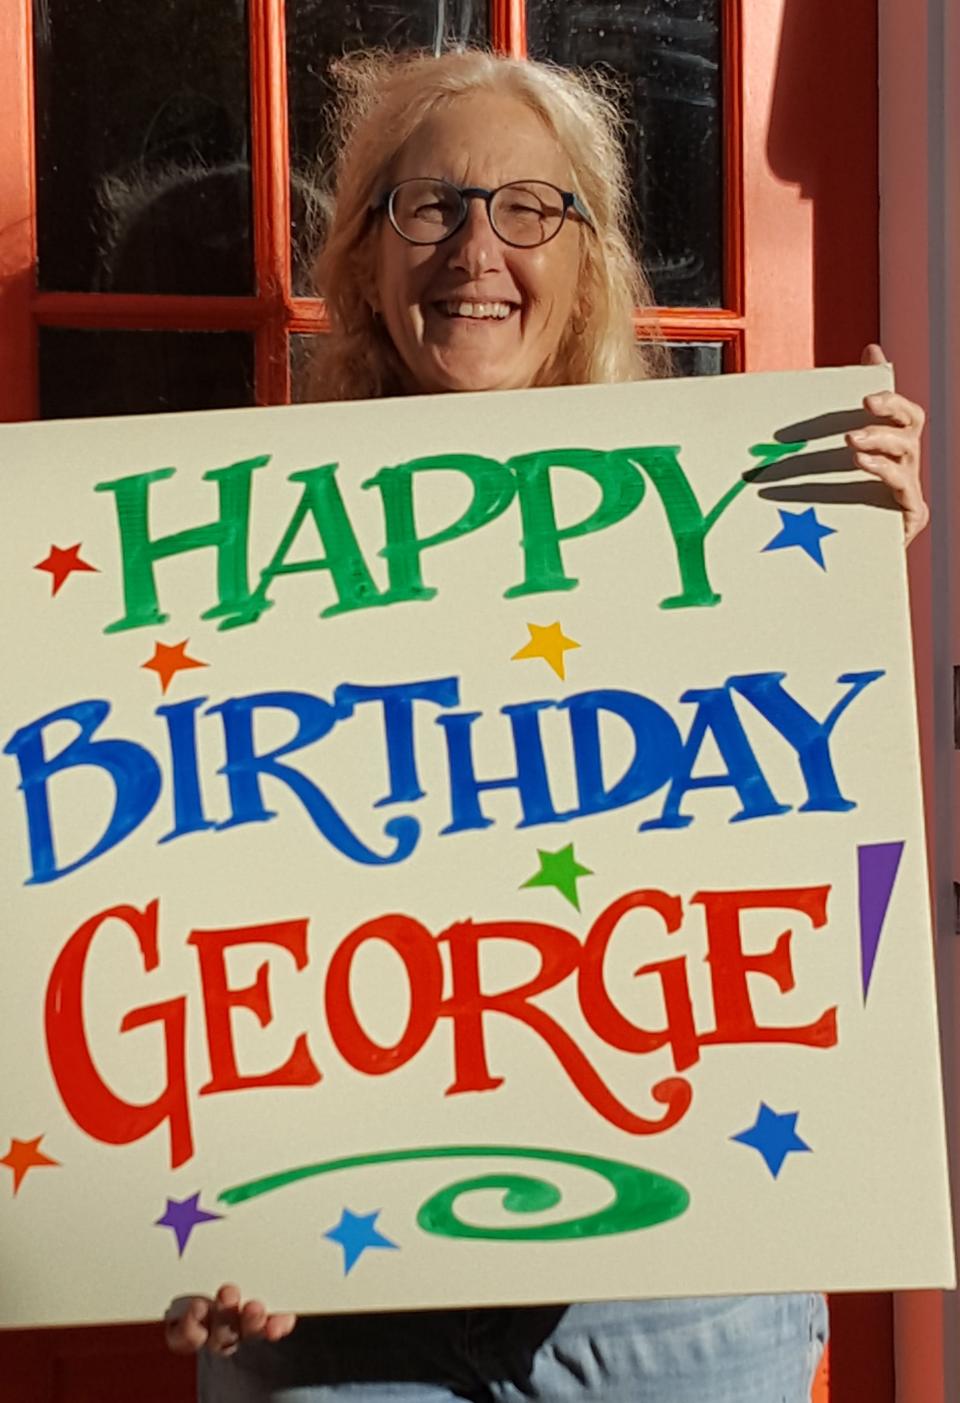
[165,47,928,1401]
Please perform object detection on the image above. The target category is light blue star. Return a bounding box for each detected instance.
[731,1103,812,1178]
[323,1208,399,1274]
[762,507,837,569]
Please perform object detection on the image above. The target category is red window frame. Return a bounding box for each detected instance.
[0,2,888,1400]
[1,0,861,426]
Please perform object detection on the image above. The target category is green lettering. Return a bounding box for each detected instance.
[218,464,385,629]
[364,454,516,603]
[504,448,646,597]
[629,440,807,610]
[95,456,267,634]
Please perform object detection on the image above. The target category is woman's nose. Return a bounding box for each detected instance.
[447,199,504,275]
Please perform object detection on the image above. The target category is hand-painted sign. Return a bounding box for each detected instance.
[0,368,952,1326]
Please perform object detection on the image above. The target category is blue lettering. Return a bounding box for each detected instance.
[209,690,418,864]
[437,701,572,833]
[4,700,161,883]
[643,682,790,830]
[157,697,217,843]
[559,689,683,815]
[334,678,460,806]
[728,670,884,813]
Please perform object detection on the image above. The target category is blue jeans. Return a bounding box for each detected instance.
[198,1294,828,1403]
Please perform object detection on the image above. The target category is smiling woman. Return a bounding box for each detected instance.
[302,49,672,400]
[372,91,585,393]
[161,40,929,1403]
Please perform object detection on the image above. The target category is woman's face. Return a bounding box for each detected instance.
[372,91,583,395]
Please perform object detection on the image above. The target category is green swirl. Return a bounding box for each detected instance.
[218,1145,688,1241]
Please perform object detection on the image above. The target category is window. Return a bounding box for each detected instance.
[0,0,881,428]
[3,0,767,423]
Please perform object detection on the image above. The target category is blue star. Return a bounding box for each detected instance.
[323,1208,399,1275]
[731,1103,812,1178]
[762,507,837,569]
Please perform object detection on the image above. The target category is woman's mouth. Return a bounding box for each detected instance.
[433,299,517,321]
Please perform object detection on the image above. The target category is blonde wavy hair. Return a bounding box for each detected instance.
[302,48,670,401]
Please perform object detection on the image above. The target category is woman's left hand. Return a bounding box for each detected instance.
[844,344,929,545]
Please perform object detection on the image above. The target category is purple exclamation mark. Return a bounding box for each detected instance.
[857,841,905,1002]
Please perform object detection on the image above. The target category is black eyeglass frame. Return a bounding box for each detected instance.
[372,178,595,248]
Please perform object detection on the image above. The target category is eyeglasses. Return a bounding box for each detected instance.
[374,178,594,249]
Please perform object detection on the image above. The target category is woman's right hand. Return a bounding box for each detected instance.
[164,1283,297,1356]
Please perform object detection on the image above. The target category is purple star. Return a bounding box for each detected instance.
[762,507,837,569]
[731,1103,813,1178]
[155,1192,223,1256]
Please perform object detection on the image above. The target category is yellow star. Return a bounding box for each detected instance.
[511,621,580,681]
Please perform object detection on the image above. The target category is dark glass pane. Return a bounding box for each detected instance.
[527,1,723,308]
[669,341,724,376]
[287,1,489,294]
[39,330,255,419]
[34,0,252,294]
[290,333,319,401]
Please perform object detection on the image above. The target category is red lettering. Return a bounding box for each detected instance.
[579,890,700,1072]
[44,900,193,1169]
[440,917,690,1135]
[325,914,443,1072]
[187,920,321,1093]
[693,886,837,1048]
[43,882,839,1170]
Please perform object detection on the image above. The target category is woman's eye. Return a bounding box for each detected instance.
[414,202,452,221]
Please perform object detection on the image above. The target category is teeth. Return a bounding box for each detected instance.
[441,301,513,319]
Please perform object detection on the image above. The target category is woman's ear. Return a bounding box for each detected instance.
[570,293,590,337]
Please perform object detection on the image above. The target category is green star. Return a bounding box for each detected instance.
[521,843,593,910]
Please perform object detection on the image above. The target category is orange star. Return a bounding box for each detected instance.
[35,543,99,596]
[1,1135,60,1195]
[141,640,209,694]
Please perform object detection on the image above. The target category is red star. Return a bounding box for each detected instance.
[1,1135,60,1195]
[35,543,99,596]
[141,639,209,694]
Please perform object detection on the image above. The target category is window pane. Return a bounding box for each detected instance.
[33,0,253,294]
[290,333,319,401]
[527,1,723,309]
[287,2,490,293]
[39,330,256,419]
[669,341,724,376]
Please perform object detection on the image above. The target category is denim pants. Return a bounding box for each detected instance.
[198,1293,828,1403]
